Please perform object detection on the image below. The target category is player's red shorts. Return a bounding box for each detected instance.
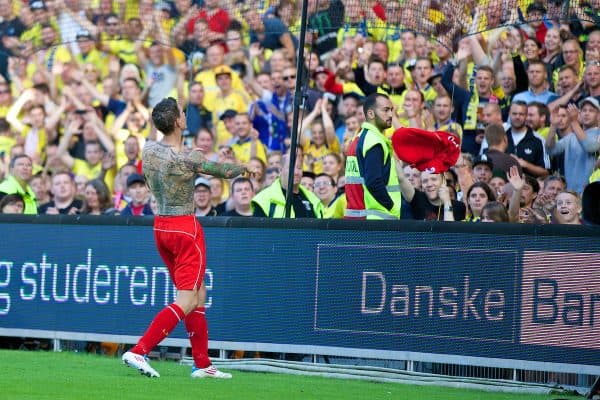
[153,215,206,290]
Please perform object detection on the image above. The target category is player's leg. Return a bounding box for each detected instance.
[123,217,195,377]
[187,283,232,379]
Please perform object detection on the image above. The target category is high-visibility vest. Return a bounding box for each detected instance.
[344,122,401,220]
[251,178,323,218]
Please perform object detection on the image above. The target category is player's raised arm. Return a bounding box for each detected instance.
[185,149,247,179]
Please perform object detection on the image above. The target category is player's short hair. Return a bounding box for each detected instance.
[152,97,180,135]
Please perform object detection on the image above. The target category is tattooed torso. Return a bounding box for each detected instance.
[142,141,246,216]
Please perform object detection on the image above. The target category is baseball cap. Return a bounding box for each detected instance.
[126,173,145,187]
[194,177,211,189]
[473,156,494,170]
[214,64,233,76]
[30,1,46,10]
[579,96,600,112]
[76,30,93,40]
[219,109,238,120]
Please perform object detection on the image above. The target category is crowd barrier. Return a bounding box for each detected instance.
[0,215,599,375]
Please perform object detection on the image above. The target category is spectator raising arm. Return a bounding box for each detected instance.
[320,98,336,147]
[394,157,416,202]
[507,166,523,223]
[6,89,37,135]
[298,99,323,148]
[55,119,81,170]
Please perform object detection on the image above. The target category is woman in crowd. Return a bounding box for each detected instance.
[464,182,496,222]
[481,201,509,222]
[81,179,117,215]
[193,128,218,162]
[322,152,344,185]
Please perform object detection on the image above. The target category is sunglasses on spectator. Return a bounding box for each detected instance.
[282,75,296,81]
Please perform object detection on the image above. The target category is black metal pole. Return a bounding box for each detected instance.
[284,0,310,218]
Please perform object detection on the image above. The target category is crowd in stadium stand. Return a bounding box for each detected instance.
[0,0,598,225]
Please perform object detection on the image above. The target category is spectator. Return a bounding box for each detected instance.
[6,89,54,166]
[322,152,345,186]
[313,173,346,218]
[193,177,218,217]
[464,181,496,221]
[185,0,230,41]
[242,6,297,62]
[481,124,522,176]
[489,173,508,198]
[247,157,266,192]
[29,174,51,206]
[38,171,83,215]
[299,98,339,174]
[209,176,227,214]
[185,82,213,138]
[552,191,583,224]
[481,201,510,222]
[221,177,255,217]
[230,113,267,164]
[526,102,550,139]
[505,101,550,178]
[120,173,153,216]
[472,157,493,184]
[533,175,567,217]
[0,192,25,214]
[56,121,114,182]
[512,60,558,105]
[403,166,422,191]
[193,128,218,162]
[0,154,36,214]
[546,100,600,193]
[582,181,600,225]
[81,179,117,215]
[252,149,323,218]
[400,167,466,221]
[135,20,177,108]
[300,171,315,193]
[212,65,250,146]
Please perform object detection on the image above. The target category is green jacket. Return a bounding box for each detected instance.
[0,175,37,214]
[252,178,323,218]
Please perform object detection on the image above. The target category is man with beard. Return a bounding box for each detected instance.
[344,93,402,220]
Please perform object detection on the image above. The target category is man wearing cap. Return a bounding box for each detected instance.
[120,173,153,216]
[213,64,249,147]
[546,98,600,193]
[193,177,217,216]
[74,30,109,77]
[472,157,493,184]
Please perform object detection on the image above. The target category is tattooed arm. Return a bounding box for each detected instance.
[185,149,247,178]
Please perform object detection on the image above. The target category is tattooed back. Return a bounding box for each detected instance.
[142,141,196,216]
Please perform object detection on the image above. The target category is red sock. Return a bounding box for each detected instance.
[131,303,185,355]
[185,306,211,368]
